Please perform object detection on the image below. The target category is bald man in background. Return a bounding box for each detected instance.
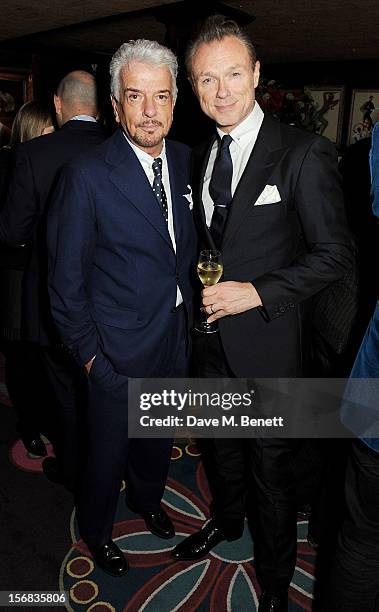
[0,70,106,489]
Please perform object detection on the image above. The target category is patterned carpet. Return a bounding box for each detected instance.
[61,448,316,612]
[1,352,317,611]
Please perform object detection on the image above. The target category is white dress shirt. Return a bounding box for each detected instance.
[125,134,182,305]
[70,114,97,122]
[203,102,264,227]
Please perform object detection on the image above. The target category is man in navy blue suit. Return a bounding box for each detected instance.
[47,39,197,577]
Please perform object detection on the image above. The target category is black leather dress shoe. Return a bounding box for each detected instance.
[126,501,175,539]
[258,590,288,611]
[42,457,74,492]
[42,457,64,484]
[91,540,129,577]
[171,518,227,561]
[144,509,175,539]
[297,503,312,520]
[307,531,320,550]
[22,436,47,457]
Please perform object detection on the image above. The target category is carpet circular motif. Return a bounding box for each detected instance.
[9,438,55,472]
[60,448,316,611]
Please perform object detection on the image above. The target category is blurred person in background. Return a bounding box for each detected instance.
[0,72,105,491]
[327,116,379,612]
[0,100,55,457]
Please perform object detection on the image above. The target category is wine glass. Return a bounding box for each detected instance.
[194,249,223,334]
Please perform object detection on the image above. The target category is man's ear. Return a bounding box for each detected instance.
[111,95,120,123]
[253,60,260,89]
[54,94,61,117]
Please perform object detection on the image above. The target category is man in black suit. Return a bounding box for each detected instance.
[171,16,353,611]
[0,71,105,489]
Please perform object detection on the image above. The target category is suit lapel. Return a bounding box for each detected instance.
[107,130,173,249]
[193,136,217,250]
[222,115,288,248]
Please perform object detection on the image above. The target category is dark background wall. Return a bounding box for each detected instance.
[1,46,379,149]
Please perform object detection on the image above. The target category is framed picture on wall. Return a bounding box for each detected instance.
[305,86,345,146]
[0,70,33,133]
[348,89,379,145]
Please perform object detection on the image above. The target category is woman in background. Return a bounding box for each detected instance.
[0,100,54,457]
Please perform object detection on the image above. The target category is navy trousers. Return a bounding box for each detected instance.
[77,307,188,548]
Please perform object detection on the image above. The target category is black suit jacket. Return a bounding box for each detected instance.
[193,114,353,376]
[0,120,106,344]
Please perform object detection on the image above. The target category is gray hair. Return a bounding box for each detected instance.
[186,15,257,79]
[110,39,178,101]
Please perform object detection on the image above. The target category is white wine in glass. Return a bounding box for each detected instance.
[197,260,223,286]
[194,249,223,334]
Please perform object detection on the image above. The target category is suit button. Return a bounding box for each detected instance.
[279,305,285,313]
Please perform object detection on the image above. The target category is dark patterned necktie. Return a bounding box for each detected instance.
[152,157,168,223]
[209,134,233,248]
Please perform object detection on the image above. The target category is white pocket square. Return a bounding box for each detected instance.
[254,184,281,206]
[183,185,193,210]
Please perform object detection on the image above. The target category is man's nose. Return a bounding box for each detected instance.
[142,96,158,117]
[216,78,230,99]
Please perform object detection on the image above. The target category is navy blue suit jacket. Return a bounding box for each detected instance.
[342,122,379,451]
[47,129,197,378]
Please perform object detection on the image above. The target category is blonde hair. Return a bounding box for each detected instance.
[10,101,53,147]
[186,15,257,78]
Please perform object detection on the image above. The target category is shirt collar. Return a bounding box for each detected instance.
[123,131,166,167]
[69,114,97,122]
[216,102,264,150]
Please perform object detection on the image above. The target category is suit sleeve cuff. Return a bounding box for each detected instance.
[252,279,296,321]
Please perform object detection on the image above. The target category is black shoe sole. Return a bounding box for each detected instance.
[126,502,175,539]
[171,550,210,561]
[95,562,129,577]
[23,443,47,458]
[26,450,47,458]
[93,554,129,577]
[145,523,175,539]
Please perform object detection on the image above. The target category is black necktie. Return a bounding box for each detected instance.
[152,157,168,223]
[209,134,233,248]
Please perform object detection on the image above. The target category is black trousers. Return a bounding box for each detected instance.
[1,339,56,440]
[327,440,379,611]
[78,307,188,549]
[41,345,85,492]
[194,332,298,593]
